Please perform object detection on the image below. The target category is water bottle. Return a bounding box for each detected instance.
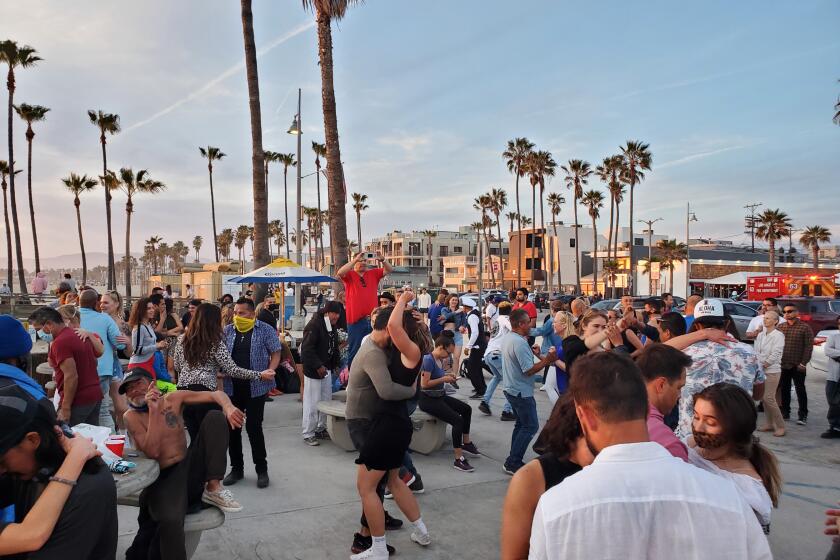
[28,325,36,343]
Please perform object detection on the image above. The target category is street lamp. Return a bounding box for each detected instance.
[638,218,662,295]
[685,203,698,298]
[288,88,302,315]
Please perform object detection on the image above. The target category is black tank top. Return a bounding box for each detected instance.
[537,452,582,490]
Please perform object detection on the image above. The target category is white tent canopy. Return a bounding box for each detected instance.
[703,271,765,285]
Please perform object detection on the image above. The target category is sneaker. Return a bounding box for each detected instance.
[500,411,516,422]
[820,428,840,439]
[408,474,425,494]
[201,488,243,513]
[384,511,403,530]
[350,545,390,560]
[410,531,432,547]
[478,401,491,415]
[384,471,415,499]
[469,392,483,400]
[350,533,395,555]
[315,429,330,440]
[222,469,244,486]
[257,472,270,488]
[453,458,475,472]
[461,442,480,457]
[796,418,807,426]
[268,388,283,397]
[303,436,320,446]
[502,463,518,476]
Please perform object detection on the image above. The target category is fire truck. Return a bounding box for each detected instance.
[746,274,837,300]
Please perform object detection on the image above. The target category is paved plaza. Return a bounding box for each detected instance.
[115,355,840,560]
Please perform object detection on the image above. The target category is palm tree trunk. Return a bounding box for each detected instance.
[2,183,11,290]
[283,167,290,258]
[125,200,133,304]
[495,214,504,289]
[768,238,775,275]
[208,166,219,261]
[514,170,522,288]
[100,137,116,290]
[240,0,269,302]
[315,166,325,269]
[75,200,87,286]
[592,219,598,296]
[607,195,614,296]
[6,71,27,294]
[552,216,561,293]
[669,264,674,295]
[531,183,537,290]
[315,8,349,274]
[814,248,819,270]
[356,210,362,250]
[573,193,581,294]
[540,184,548,293]
[629,182,635,295]
[25,131,40,272]
[484,225,496,285]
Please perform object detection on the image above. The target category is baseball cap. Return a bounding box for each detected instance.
[118,367,155,394]
[0,384,40,456]
[694,299,725,322]
[322,301,343,314]
[460,296,477,308]
[0,315,33,359]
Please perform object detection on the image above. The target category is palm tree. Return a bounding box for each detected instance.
[487,187,508,282]
[0,160,16,289]
[503,137,535,288]
[192,235,203,262]
[546,192,565,292]
[351,192,368,251]
[146,236,163,274]
[581,190,604,295]
[520,216,533,228]
[657,239,687,294]
[278,153,296,258]
[525,150,556,291]
[116,168,165,301]
[13,103,48,272]
[172,241,188,273]
[800,226,831,270]
[218,229,234,261]
[263,150,279,201]
[234,225,250,272]
[302,0,359,273]
[61,173,97,285]
[290,228,308,255]
[473,194,497,286]
[268,220,283,259]
[602,260,620,294]
[157,242,170,273]
[421,229,437,286]
[312,141,328,266]
[1,41,41,293]
[561,159,593,294]
[620,140,652,295]
[199,146,226,261]
[596,155,624,294]
[505,211,519,233]
[755,209,792,275]
[524,152,540,289]
[87,109,121,289]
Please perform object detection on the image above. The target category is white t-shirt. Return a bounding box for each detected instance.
[747,314,785,336]
[417,292,432,309]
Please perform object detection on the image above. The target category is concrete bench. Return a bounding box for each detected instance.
[316,400,447,455]
[118,494,225,559]
[332,389,347,402]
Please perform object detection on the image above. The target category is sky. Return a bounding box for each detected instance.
[2,0,839,261]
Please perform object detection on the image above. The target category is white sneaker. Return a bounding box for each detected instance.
[350,545,389,560]
[411,531,432,546]
[202,488,243,513]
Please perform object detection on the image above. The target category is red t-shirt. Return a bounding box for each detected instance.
[49,327,102,408]
[342,268,385,325]
[513,301,538,320]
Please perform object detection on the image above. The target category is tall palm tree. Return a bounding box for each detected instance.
[520,215,533,228]
[192,235,203,262]
[1,41,41,293]
[581,190,604,295]
[263,150,279,199]
[87,109,121,289]
[481,214,498,286]
[620,140,652,295]
[524,152,540,290]
[505,211,519,233]
[351,192,368,251]
[290,228,308,256]
[116,168,165,301]
[561,159,593,294]
[61,173,97,285]
[13,103,49,272]
[146,236,163,274]
[473,194,497,285]
[546,192,565,292]
[240,0,270,294]
[235,225,251,272]
[267,220,282,259]
[657,239,687,294]
[755,209,792,275]
[312,140,328,267]
[278,153,296,258]
[218,229,234,261]
[0,160,17,289]
[487,187,508,282]
[596,155,623,294]
[421,229,437,286]
[199,146,226,262]
[172,241,188,273]
[302,0,359,273]
[503,137,535,288]
[800,226,831,270]
[525,150,556,291]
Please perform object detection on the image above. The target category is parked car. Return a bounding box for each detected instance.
[592,299,621,311]
[806,329,836,377]
[608,296,686,312]
[739,301,763,312]
[776,297,840,336]
[720,301,759,341]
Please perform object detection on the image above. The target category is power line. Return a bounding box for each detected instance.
[743,202,762,253]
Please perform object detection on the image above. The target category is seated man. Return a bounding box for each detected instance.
[121,368,246,560]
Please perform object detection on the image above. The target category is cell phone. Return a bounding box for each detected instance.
[364,252,376,260]
[58,422,75,439]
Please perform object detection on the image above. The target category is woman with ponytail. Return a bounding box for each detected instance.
[687,382,782,534]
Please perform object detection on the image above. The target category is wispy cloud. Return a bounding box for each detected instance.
[124,20,315,133]
[657,143,753,169]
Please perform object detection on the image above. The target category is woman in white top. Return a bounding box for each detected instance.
[687,382,782,534]
[479,301,513,418]
[754,310,786,436]
[541,311,575,406]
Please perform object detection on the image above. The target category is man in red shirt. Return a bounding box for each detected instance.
[337,251,393,365]
[512,288,537,328]
[29,307,102,426]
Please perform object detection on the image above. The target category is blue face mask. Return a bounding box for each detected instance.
[37,329,53,343]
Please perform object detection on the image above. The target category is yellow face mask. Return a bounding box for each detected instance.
[233,315,256,333]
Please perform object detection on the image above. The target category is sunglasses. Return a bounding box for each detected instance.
[783,309,797,314]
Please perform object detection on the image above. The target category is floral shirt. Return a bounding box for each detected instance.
[676,340,766,438]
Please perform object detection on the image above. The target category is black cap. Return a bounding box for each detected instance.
[0,384,39,456]
[118,367,155,394]
[322,301,343,314]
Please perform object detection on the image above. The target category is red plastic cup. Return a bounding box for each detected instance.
[105,438,124,457]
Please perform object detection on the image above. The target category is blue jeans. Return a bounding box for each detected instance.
[483,353,512,413]
[99,376,115,432]
[346,318,373,367]
[504,392,539,470]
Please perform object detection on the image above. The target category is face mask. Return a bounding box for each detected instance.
[233,315,256,333]
[692,429,728,449]
[128,401,149,413]
[37,329,53,343]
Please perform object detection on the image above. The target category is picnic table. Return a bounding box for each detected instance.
[113,454,160,499]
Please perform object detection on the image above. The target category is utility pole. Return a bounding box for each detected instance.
[638,218,662,296]
[744,202,762,253]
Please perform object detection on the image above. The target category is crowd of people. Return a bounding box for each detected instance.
[1,258,839,559]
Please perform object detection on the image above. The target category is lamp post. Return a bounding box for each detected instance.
[638,218,662,295]
[287,88,303,314]
[685,203,698,298]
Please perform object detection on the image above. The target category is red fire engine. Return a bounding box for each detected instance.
[746,274,837,300]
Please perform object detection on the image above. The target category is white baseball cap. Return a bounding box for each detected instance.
[460,296,477,308]
[694,299,725,320]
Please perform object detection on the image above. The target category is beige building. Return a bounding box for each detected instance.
[442,255,504,292]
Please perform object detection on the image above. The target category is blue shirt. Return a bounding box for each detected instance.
[530,315,555,354]
[501,331,538,398]
[684,314,695,332]
[79,307,124,379]
[222,320,283,398]
[428,303,444,336]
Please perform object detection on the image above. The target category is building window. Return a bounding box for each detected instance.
[453,246,463,254]
[439,246,449,257]
[445,267,459,274]
[569,239,575,248]
[634,238,643,246]
[525,258,542,270]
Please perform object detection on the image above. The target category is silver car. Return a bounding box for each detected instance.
[721,301,759,341]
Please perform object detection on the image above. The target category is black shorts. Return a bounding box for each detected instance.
[350,409,412,472]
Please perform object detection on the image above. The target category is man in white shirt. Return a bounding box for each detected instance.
[529,351,771,560]
[746,297,785,339]
[484,296,500,331]
[461,297,488,399]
